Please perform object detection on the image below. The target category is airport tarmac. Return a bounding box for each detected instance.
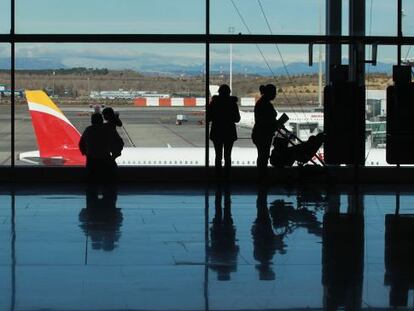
[0,105,255,165]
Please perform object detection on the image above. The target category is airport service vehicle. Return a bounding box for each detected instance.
[19,90,387,166]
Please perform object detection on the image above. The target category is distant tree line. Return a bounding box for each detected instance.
[0,67,110,75]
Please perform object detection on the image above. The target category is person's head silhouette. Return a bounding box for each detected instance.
[218,84,231,96]
[259,85,266,96]
[102,107,122,126]
[261,84,277,101]
[91,113,103,125]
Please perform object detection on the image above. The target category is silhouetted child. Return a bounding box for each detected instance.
[207,84,240,181]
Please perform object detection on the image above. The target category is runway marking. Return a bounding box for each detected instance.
[121,126,136,147]
[157,120,197,147]
[1,155,11,165]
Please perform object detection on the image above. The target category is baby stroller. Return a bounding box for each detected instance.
[270,125,325,168]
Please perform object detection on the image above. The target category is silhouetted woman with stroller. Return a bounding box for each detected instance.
[207,84,241,181]
[252,84,278,181]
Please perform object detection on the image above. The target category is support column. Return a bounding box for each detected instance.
[349,0,365,86]
[325,0,342,84]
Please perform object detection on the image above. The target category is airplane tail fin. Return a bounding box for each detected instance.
[24,90,85,165]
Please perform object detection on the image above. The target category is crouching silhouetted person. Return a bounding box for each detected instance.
[207,84,240,181]
[79,113,123,183]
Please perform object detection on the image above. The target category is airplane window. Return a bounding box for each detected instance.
[175,161,177,164]
[180,161,182,164]
[231,161,234,164]
[237,161,239,164]
[195,161,198,164]
[185,161,187,164]
[143,161,146,164]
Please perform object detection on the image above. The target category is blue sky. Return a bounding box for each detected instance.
[0,0,413,72]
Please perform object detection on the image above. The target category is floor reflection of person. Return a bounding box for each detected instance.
[252,187,285,280]
[384,214,414,307]
[208,185,239,280]
[79,185,123,252]
[207,84,240,181]
[322,210,364,311]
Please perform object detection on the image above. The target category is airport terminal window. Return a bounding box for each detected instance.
[211,0,325,35]
[15,0,205,34]
[1,0,412,168]
[14,43,206,167]
[209,44,325,166]
[0,44,11,166]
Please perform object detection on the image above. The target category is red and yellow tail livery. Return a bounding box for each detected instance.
[25,90,85,165]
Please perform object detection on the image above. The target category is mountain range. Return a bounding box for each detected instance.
[0,57,394,76]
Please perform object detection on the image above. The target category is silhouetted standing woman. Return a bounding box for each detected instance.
[252,84,278,181]
[207,84,241,180]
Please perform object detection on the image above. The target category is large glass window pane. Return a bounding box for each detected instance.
[0,0,11,33]
[210,44,325,167]
[211,0,325,35]
[0,44,11,165]
[365,45,396,166]
[15,43,206,166]
[367,0,397,36]
[403,0,414,36]
[16,0,205,34]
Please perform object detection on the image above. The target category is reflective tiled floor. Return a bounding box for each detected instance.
[1,183,414,310]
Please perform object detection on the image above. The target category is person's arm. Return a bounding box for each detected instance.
[207,97,216,123]
[111,129,124,159]
[79,129,88,155]
[233,98,241,123]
